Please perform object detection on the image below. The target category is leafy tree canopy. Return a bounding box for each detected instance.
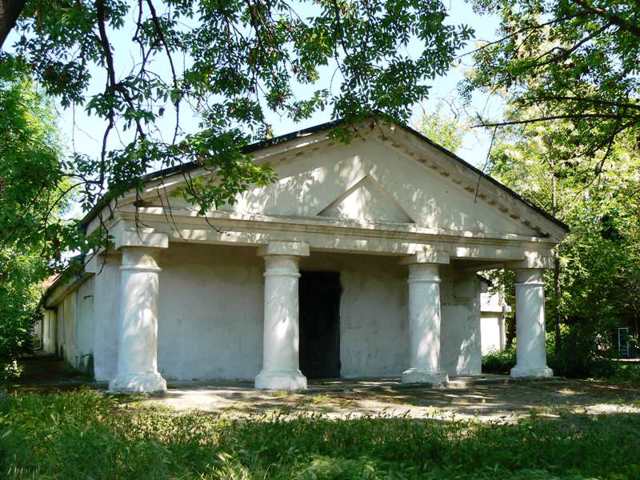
[488,101,640,373]
[0,73,68,376]
[0,0,473,253]
[465,0,640,170]
[417,103,466,153]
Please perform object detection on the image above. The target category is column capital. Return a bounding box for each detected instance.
[258,241,310,258]
[111,221,169,250]
[120,246,162,273]
[407,263,441,283]
[506,249,553,270]
[400,245,450,266]
[513,268,544,285]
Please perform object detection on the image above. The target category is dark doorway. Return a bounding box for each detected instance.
[299,271,342,379]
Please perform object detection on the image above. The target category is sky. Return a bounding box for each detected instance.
[49,0,503,194]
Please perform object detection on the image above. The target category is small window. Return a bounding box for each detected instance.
[618,327,630,358]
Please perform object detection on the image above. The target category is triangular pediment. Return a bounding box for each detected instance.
[318,176,414,224]
[116,119,567,242]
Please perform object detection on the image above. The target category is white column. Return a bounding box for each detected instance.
[510,268,553,378]
[109,247,167,393]
[402,263,448,386]
[255,242,309,390]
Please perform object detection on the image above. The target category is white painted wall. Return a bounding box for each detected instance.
[151,245,481,381]
[48,243,487,382]
[51,277,95,371]
[481,316,505,355]
[51,244,488,382]
[480,288,509,355]
[301,253,409,378]
[156,244,264,381]
[41,309,57,354]
[441,270,482,376]
[56,292,75,363]
[75,278,95,372]
[154,245,410,381]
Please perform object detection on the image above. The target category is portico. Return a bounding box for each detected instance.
[43,118,567,393]
[93,212,557,393]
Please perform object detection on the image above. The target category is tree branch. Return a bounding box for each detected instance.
[473,113,634,128]
[531,95,640,111]
[0,0,26,49]
[573,0,640,38]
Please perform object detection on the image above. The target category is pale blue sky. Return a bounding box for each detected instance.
[50,1,501,182]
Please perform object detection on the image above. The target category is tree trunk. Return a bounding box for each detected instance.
[551,172,562,355]
[0,0,26,50]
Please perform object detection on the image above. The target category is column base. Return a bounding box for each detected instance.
[510,365,554,378]
[255,369,307,391]
[401,368,448,387]
[108,371,167,394]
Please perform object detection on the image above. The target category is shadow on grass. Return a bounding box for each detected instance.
[1,389,639,479]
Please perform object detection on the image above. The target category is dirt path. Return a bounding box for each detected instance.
[142,378,640,422]
[12,357,639,423]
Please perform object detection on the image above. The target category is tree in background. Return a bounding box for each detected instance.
[462,0,640,374]
[465,0,640,174]
[416,103,466,153]
[488,105,640,375]
[0,70,70,379]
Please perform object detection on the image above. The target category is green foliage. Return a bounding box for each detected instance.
[485,97,640,377]
[0,70,67,256]
[608,362,640,384]
[0,73,68,379]
[1,390,640,479]
[482,347,516,375]
[465,0,640,166]
[1,0,473,245]
[417,104,466,152]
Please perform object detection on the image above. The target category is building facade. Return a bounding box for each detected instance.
[41,119,568,393]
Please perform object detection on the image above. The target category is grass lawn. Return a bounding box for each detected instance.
[0,389,639,479]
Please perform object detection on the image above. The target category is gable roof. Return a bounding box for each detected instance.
[80,117,569,233]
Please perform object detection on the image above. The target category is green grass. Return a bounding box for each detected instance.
[0,389,639,479]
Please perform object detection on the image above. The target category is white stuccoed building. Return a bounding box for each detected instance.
[41,118,567,393]
[479,279,511,355]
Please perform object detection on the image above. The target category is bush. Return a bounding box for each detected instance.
[609,362,640,384]
[0,253,44,382]
[482,336,640,382]
[482,347,516,374]
[549,325,619,379]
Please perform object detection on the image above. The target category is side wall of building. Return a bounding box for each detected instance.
[49,277,95,372]
[92,256,121,381]
[41,309,57,354]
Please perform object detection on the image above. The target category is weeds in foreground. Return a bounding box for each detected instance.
[0,389,639,479]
